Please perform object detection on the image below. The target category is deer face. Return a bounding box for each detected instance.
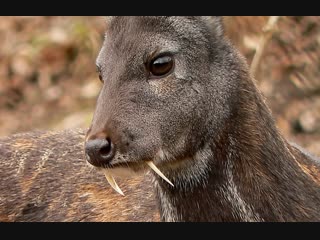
[85,16,237,189]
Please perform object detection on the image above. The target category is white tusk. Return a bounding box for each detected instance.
[146,161,174,187]
[104,172,125,196]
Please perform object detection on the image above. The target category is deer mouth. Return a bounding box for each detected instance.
[97,160,174,196]
[84,137,174,195]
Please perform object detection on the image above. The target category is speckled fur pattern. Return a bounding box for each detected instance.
[0,129,158,222]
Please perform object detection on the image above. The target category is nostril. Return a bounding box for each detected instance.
[100,138,112,156]
[85,137,116,167]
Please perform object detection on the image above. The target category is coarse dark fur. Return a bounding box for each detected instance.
[86,16,320,221]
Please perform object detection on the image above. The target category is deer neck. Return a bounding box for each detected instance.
[153,80,320,222]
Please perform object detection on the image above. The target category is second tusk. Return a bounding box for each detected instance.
[146,161,174,187]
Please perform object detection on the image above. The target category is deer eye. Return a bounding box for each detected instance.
[149,55,174,78]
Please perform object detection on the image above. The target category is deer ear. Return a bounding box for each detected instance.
[199,16,224,38]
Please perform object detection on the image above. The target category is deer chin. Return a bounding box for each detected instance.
[98,161,174,196]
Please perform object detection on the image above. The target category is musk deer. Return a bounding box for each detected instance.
[1,16,320,222]
[85,16,320,222]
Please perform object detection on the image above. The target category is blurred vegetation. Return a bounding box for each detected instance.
[0,16,105,135]
[226,16,320,155]
[0,16,319,155]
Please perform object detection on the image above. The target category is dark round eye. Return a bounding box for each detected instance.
[149,55,174,77]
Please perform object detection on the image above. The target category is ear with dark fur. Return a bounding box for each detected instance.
[199,16,224,38]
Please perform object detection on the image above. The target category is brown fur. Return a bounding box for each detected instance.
[0,129,158,222]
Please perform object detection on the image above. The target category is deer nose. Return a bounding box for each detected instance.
[85,137,115,167]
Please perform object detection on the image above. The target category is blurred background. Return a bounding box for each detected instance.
[0,16,319,155]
